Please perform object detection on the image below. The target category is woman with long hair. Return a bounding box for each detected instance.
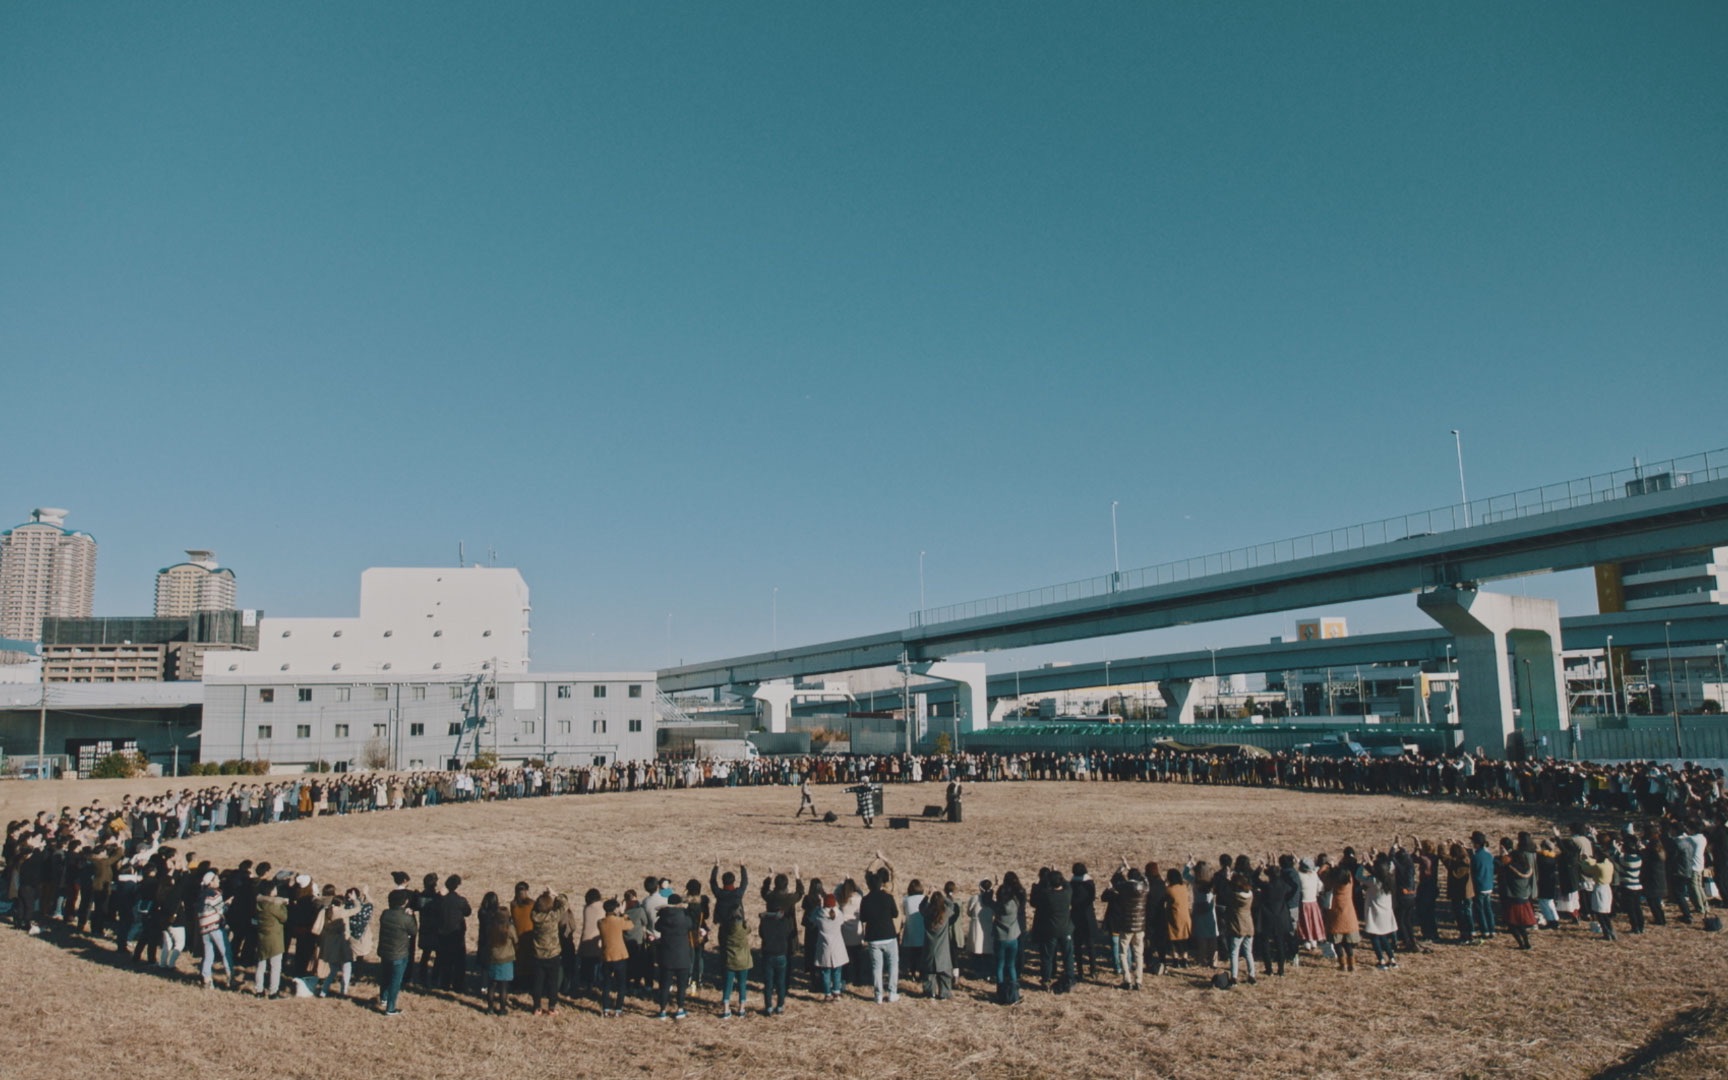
[922,891,955,1000]
[479,890,518,1014]
[993,872,1027,1006]
[1326,848,1361,973]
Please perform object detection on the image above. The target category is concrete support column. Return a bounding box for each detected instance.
[1417,586,1569,757]
[752,680,796,734]
[915,661,989,733]
[1159,677,1216,725]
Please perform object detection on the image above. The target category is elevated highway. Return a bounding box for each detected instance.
[661,449,1728,693]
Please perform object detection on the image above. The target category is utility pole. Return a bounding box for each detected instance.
[36,684,48,780]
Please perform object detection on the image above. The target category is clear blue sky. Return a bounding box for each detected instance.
[3,3,1723,673]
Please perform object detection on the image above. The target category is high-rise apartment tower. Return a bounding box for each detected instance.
[0,508,98,642]
[155,550,237,617]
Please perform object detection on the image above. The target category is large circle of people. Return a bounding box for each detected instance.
[3,749,1724,1017]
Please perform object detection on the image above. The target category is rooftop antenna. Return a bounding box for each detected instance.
[489,546,497,566]
[459,540,465,567]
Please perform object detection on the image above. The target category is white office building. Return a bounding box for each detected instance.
[201,566,532,679]
[200,671,658,772]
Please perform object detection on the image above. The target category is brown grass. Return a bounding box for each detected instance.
[3,778,1726,1079]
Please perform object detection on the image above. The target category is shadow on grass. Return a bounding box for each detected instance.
[1590,1001,1728,1080]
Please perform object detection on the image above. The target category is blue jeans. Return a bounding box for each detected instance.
[200,927,232,984]
[1226,934,1255,982]
[820,966,844,995]
[761,954,788,1008]
[867,939,899,997]
[994,938,1021,1003]
[722,967,749,1008]
[381,956,408,1012]
[1472,894,1496,937]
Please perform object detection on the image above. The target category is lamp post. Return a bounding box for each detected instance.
[919,551,926,613]
[1450,429,1471,527]
[1716,643,1725,713]
[1111,501,1121,578]
[771,586,778,652]
[1208,647,1220,721]
[1665,621,1683,759]
[1519,658,1534,760]
[1606,634,1618,720]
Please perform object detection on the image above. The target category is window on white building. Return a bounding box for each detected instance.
[412,686,427,700]
[258,688,274,703]
[593,686,607,699]
[295,725,310,739]
[336,687,351,702]
[628,718,642,733]
[334,724,350,738]
[557,685,571,699]
[592,718,607,734]
[628,684,642,698]
[409,723,425,737]
[257,725,273,740]
[374,687,389,701]
[297,688,312,702]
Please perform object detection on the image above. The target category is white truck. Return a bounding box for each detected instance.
[693,738,760,761]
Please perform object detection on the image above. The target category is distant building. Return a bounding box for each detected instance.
[0,508,97,645]
[39,611,261,683]
[199,671,657,771]
[155,550,237,617]
[200,567,531,679]
[1596,546,1728,612]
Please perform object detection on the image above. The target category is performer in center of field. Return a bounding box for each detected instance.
[945,780,964,823]
[795,775,818,819]
[846,782,882,828]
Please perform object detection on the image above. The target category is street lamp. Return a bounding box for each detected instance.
[1111,501,1121,577]
[1450,430,1471,527]
[1715,643,1726,713]
[1519,658,1534,760]
[1606,634,1619,720]
[1665,621,1683,759]
[919,551,926,613]
[771,586,778,651]
[1208,647,1220,721]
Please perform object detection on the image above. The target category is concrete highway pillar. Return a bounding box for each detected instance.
[752,680,796,734]
[1417,586,1569,757]
[1159,677,1216,724]
[915,661,989,732]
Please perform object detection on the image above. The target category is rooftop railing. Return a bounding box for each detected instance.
[911,446,1728,629]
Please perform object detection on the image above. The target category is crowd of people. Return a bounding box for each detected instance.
[4,748,1725,1018]
[4,748,1725,847]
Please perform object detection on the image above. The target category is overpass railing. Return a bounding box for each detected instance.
[911,446,1728,628]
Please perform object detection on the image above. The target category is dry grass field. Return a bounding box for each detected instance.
[4,777,1727,1080]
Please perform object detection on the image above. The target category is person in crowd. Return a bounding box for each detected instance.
[527,889,565,1015]
[992,871,1025,1006]
[375,889,416,1016]
[654,892,694,1020]
[596,898,632,1017]
[254,879,288,998]
[811,893,849,1001]
[1327,849,1361,973]
[922,890,955,1000]
[965,879,996,982]
[434,874,472,992]
[315,884,359,997]
[758,889,795,1014]
[194,869,236,990]
[479,891,518,1015]
[859,855,901,1003]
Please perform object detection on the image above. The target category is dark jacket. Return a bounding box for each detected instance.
[655,905,694,969]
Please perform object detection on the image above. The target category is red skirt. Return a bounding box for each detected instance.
[1506,900,1538,928]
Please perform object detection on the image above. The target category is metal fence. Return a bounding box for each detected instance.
[1576,722,1728,762]
[912,446,1728,627]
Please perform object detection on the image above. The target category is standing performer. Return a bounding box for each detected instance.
[795,775,818,819]
[846,783,881,828]
[945,780,964,823]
